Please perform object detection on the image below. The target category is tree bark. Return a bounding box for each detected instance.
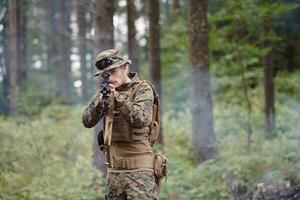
[127,0,139,73]
[1,0,10,115]
[94,0,114,53]
[188,0,216,164]
[43,0,58,73]
[56,0,71,104]
[93,0,114,174]
[148,0,163,146]
[173,0,180,18]
[85,0,95,97]
[17,0,27,85]
[8,0,18,116]
[263,0,275,132]
[263,46,275,131]
[76,0,88,102]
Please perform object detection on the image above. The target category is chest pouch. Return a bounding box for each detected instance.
[111,111,132,142]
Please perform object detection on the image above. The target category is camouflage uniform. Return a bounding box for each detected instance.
[82,49,157,199]
[106,171,156,200]
[82,72,154,131]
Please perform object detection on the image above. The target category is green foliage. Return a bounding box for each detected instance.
[1,69,299,199]
[209,0,298,97]
[276,70,300,101]
[0,105,104,200]
[15,69,82,116]
[158,84,300,199]
[1,0,300,199]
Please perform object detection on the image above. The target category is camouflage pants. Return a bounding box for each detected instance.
[105,170,157,200]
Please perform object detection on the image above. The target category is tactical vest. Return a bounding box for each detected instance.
[109,80,160,170]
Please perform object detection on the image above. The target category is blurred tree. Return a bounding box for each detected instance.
[0,0,10,114]
[76,0,88,103]
[127,0,139,73]
[281,0,300,71]
[84,0,96,98]
[42,0,71,104]
[188,0,216,164]
[263,0,275,132]
[148,0,163,146]
[209,0,298,137]
[56,0,71,104]
[8,0,19,116]
[92,0,114,174]
[233,18,254,151]
[94,0,114,53]
[43,0,58,73]
[17,0,27,86]
[173,0,180,18]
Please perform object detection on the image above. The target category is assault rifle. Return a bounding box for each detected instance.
[100,73,111,116]
[98,73,114,167]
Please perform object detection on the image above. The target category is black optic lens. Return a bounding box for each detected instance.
[95,57,114,70]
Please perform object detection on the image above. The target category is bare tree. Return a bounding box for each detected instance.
[42,0,71,103]
[188,0,216,164]
[94,0,114,53]
[127,0,139,73]
[17,0,27,85]
[148,0,163,146]
[93,0,114,174]
[1,0,10,115]
[56,0,71,103]
[262,0,275,132]
[76,0,88,102]
[43,0,57,74]
[8,0,18,116]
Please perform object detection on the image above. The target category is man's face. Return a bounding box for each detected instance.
[105,66,127,88]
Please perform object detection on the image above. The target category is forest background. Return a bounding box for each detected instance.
[1,0,300,199]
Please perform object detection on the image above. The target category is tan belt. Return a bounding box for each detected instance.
[112,155,153,170]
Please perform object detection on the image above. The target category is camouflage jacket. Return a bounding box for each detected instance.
[82,72,154,130]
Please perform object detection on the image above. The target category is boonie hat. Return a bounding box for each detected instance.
[94,49,131,76]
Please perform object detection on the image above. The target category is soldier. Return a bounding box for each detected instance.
[82,49,158,199]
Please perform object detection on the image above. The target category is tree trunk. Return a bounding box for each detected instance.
[173,0,180,18]
[8,0,18,116]
[263,0,275,132]
[127,0,139,73]
[188,0,216,164]
[173,0,180,9]
[56,0,71,104]
[263,46,275,132]
[148,0,163,146]
[1,0,10,115]
[76,0,88,103]
[93,0,114,174]
[86,0,95,97]
[17,0,27,85]
[43,0,58,74]
[94,0,114,53]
